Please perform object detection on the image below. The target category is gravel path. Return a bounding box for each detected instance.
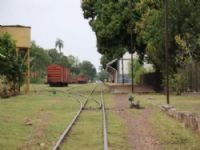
[113,94,161,150]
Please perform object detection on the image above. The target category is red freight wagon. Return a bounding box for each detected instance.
[76,75,88,84]
[69,75,78,84]
[47,65,70,86]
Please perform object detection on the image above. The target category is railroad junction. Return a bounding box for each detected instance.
[1,1,200,150]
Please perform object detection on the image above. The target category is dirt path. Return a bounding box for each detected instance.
[20,110,51,150]
[113,94,160,150]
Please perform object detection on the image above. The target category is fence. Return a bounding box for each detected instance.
[185,62,200,92]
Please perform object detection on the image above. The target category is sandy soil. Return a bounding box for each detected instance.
[113,94,161,150]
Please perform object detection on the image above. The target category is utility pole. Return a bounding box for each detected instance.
[131,52,134,93]
[121,56,125,85]
[129,0,134,94]
[130,27,134,93]
[164,0,170,104]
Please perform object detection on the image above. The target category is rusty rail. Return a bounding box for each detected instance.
[52,84,97,150]
[101,85,109,150]
[52,98,83,150]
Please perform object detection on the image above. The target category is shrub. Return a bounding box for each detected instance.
[169,73,188,95]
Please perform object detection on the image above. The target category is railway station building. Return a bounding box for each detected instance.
[106,52,156,93]
[106,52,133,84]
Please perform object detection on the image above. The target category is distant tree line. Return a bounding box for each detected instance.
[0,33,97,97]
[30,41,96,83]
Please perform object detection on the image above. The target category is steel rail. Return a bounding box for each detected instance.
[52,84,97,150]
[52,97,83,150]
[101,85,109,150]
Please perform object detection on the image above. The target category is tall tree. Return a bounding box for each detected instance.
[0,33,26,95]
[48,49,70,68]
[129,58,146,84]
[30,42,51,82]
[48,48,60,64]
[98,70,109,82]
[82,0,200,89]
[81,0,145,68]
[55,38,64,53]
[79,60,96,80]
[67,55,80,75]
[135,0,200,73]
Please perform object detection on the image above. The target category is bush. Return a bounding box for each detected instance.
[169,73,188,95]
[1,86,9,98]
[0,78,10,98]
[30,77,44,84]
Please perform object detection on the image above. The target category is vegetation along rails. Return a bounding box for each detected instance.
[52,83,109,150]
[101,85,109,150]
[0,83,109,149]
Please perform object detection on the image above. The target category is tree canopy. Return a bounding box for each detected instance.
[47,48,70,68]
[82,0,146,67]
[135,0,200,73]
[30,42,50,74]
[97,69,109,82]
[0,33,26,94]
[79,60,96,81]
[30,41,97,82]
[82,0,200,75]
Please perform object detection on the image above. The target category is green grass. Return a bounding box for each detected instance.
[0,84,93,150]
[60,85,131,150]
[135,94,200,113]
[61,107,103,150]
[104,87,132,150]
[107,112,132,150]
[150,106,200,150]
[2,84,199,150]
[61,85,103,150]
[127,94,200,149]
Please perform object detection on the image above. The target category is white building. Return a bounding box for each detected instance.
[106,52,153,84]
[107,52,134,83]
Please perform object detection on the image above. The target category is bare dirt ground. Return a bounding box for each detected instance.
[113,94,161,150]
[20,110,51,150]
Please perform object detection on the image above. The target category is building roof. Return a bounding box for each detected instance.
[106,58,118,66]
[0,25,31,28]
[106,58,118,72]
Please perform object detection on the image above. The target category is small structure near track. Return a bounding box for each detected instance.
[0,25,31,93]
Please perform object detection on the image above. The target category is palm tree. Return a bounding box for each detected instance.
[55,38,64,53]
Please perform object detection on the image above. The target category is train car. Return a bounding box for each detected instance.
[76,74,88,84]
[47,65,70,86]
[69,75,78,84]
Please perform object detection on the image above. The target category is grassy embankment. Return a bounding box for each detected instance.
[132,94,200,150]
[136,94,200,113]
[0,84,131,150]
[0,84,89,150]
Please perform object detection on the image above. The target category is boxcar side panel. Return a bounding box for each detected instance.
[47,65,70,86]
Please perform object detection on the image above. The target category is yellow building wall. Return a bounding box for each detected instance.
[0,25,31,93]
[0,25,31,48]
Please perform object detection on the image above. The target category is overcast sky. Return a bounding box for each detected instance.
[0,0,101,70]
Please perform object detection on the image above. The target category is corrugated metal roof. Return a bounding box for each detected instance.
[106,59,118,66]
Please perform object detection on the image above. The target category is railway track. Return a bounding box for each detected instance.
[52,83,109,150]
[101,86,108,150]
